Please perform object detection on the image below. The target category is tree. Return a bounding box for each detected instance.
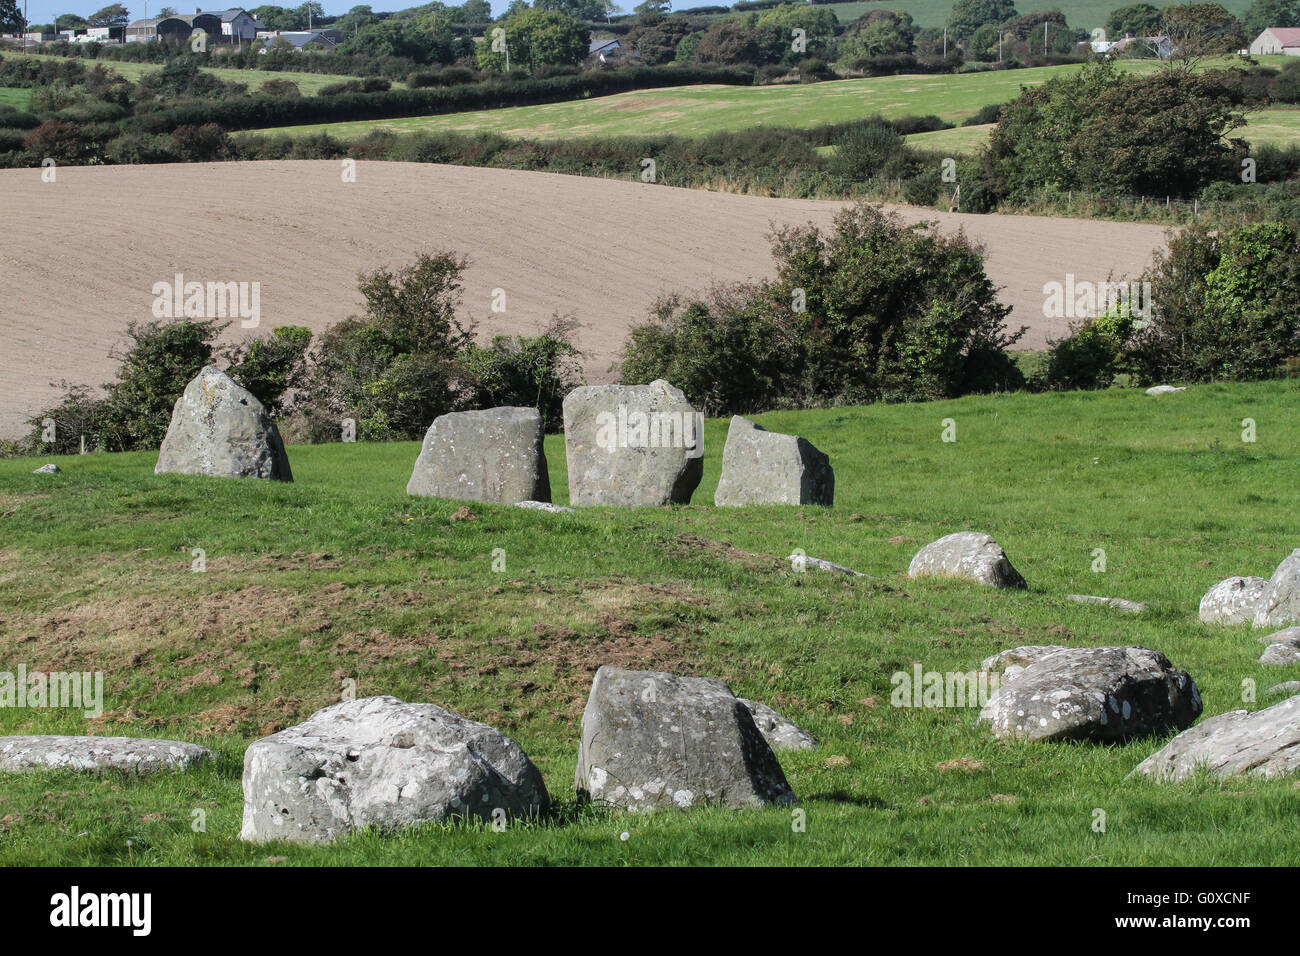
[837,10,916,63]
[1243,0,1300,38]
[251,5,303,30]
[946,0,1017,40]
[339,18,455,63]
[0,0,26,32]
[536,0,608,21]
[88,4,130,27]
[1161,3,1247,61]
[692,18,787,66]
[1105,3,1162,39]
[476,8,590,73]
[54,13,90,31]
[633,0,670,16]
[452,0,492,22]
[623,12,690,64]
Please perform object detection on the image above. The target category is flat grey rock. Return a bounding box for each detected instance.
[1068,594,1148,613]
[240,696,548,844]
[908,532,1026,588]
[739,698,817,750]
[715,416,833,506]
[32,463,60,474]
[978,646,1201,743]
[562,380,702,507]
[0,736,211,773]
[1259,626,1300,643]
[155,366,292,481]
[407,406,549,505]
[575,666,795,811]
[1130,695,1300,781]
[1198,576,1268,625]
[1253,550,1300,629]
[1260,639,1300,665]
[1145,385,1186,395]
[1268,681,1300,695]
[790,554,864,576]
[514,500,575,513]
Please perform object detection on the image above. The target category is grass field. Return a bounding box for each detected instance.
[0,86,29,109]
[0,51,402,95]
[2,381,1298,865]
[241,58,1291,142]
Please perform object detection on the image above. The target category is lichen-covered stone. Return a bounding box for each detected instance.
[978,646,1201,743]
[155,366,292,481]
[908,532,1026,588]
[562,380,701,507]
[240,696,548,844]
[1130,695,1300,781]
[0,736,211,773]
[1252,550,1300,629]
[575,666,795,811]
[406,406,549,505]
[714,416,833,507]
[1198,576,1268,625]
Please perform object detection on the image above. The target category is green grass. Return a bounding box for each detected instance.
[0,50,402,95]
[240,57,1285,142]
[0,86,30,109]
[1,381,1299,865]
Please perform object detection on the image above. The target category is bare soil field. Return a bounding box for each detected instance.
[0,160,1170,438]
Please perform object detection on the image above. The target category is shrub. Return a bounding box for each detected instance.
[224,325,313,414]
[460,317,583,432]
[828,119,906,181]
[620,203,1021,412]
[1042,308,1136,390]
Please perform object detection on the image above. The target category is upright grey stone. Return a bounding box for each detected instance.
[714,416,833,506]
[562,380,702,506]
[1198,576,1268,625]
[908,532,1026,588]
[575,666,795,811]
[978,646,1201,743]
[1253,550,1300,629]
[0,736,211,773]
[1130,695,1300,781]
[406,406,549,504]
[240,696,548,844]
[155,366,292,481]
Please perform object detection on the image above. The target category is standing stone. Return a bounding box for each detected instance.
[0,736,211,773]
[155,366,292,481]
[240,696,548,844]
[978,646,1202,743]
[714,416,833,507]
[1199,576,1268,625]
[562,380,702,507]
[1253,550,1300,629]
[406,406,549,505]
[575,666,795,811]
[908,532,1027,588]
[1130,695,1300,782]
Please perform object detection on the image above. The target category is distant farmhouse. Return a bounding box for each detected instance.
[1250,27,1300,55]
[126,8,264,44]
[1089,34,1175,58]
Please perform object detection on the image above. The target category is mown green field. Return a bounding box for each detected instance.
[1,381,1298,865]
[0,50,402,95]
[0,86,30,109]
[240,57,1289,142]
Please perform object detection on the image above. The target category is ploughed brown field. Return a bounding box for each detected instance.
[0,160,1170,438]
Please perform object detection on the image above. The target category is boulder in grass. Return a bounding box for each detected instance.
[1145,385,1186,395]
[1252,550,1300,629]
[1260,639,1300,666]
[0,736,211,773]
[714,416,833,507]
[1068,594,1148,613]
[155,366,292,481]
[1130,695,1300,782]
[406,407,549,505]
[514,500,574,514]
[562,380,702,507]
[739,699,817,751]
[1198,576,1268,625]
[575,666,795,811]
[908,532,1026,588]
[978,646,1201,743]
[240,696,548,844]
[32,463,60,474]
[979,645,1071,682]
[788,553,864,576]
[1268,681,1300,696]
